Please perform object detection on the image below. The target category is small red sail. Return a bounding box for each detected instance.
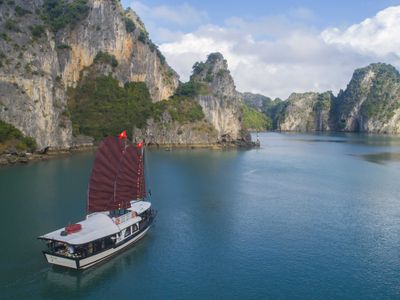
[87,136,146,213]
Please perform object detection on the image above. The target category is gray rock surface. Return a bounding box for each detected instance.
[332,63,400,133]
[254,63,400,134]
[0,0,178,149]
[191,53,245,141]
[278,92,333,132]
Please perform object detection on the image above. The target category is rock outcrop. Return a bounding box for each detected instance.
[253,63,400,134]
[332,63,400,133]
[241,92,272,112]
[58,2,179,102]
[277,92,334,132]
[0,0,179,149]
[191,53,246,141]
[134,113,219,147]
[135,53,253,147]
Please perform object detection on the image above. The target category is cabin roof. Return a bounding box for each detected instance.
[39,213,121,245]
[130,200,151,215]
[39,201,151,245]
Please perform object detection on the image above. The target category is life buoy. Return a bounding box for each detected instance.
[65,223,82,234]
[115,218,120,225]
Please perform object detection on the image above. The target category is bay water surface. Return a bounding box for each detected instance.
[1,132,400,299]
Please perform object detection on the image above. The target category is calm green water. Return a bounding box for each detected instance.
[1,132,400,300]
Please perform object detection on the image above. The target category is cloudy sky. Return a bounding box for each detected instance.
[121,0,400,99]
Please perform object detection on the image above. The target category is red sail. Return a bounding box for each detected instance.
[87,136,146,213]
[115,144,146,204]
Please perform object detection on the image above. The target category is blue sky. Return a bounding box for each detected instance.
[122,0,400,30]
[122,0,400,98]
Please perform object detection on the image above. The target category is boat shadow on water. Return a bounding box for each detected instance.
[357,152,400,164]
[42,232,154,293]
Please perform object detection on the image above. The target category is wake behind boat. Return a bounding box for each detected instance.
[39,133,155,270]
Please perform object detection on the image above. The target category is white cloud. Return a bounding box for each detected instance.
[321,6,400,58]
[128,2,400,99]
[159,19,377,98]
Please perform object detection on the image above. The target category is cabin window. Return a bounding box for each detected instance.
[124,227,131,237]
[68,245,75,254]
[133,224,139,232]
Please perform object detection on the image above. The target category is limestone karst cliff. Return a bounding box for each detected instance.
[277,92,334,132]
[134,53,251,146]
[0,0,179,149]
[332,63,400,133]
[190,53,246,141]
[246,63,400,134]
[241,92,272,112]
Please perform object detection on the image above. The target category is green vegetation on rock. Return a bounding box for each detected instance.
[68,71,206,139]
[4,19,19,32]
[0,120,37,153]
[254,97,286,130]
[15,5,31,17]
[124,17,135,33]
[360,64,400,120]
[93,51,118,68]
[242,104,271,131]
[56,43,71,50]
[0,51,5,68]
[333,63,400,131]
[137,30,166,65]
[68,74,153,140]
[153,96,205,124]
[42,0,89,32]
[30,25,45,39]
[174,81,209,97]
[192,61,206,74]
[0,32,11,42]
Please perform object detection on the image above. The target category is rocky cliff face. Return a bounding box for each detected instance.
[134,113,219,147]
[278,92,333,132]
[0,0,179,149]
[0,1,71,149]
[256,63,400,134]
[58,1,179,102]
[241,92,272,112]
[191,53,245,141]
[134,53,251,147]
[332,63,400,133]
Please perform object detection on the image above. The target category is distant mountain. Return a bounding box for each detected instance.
[278,92,334,132]
[332,63,400,133]
[241,92,272,112]
[243,63,400,134]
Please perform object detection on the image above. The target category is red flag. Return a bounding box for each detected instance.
[118,130,127,140]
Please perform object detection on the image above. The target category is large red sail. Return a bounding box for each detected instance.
[115,144,146,205]
[87,136,146,213]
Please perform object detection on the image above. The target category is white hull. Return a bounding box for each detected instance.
[44,226,150,270]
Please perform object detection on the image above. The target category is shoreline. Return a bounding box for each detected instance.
[0,140,259,167]
[0,145,96,167]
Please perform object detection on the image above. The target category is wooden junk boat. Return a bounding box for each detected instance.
[38,134,155,270]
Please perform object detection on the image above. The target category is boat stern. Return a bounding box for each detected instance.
[43,252,79,269]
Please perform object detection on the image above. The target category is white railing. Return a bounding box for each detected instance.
[113,211,137,225]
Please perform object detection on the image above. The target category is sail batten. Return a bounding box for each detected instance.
[87,136,146,213]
